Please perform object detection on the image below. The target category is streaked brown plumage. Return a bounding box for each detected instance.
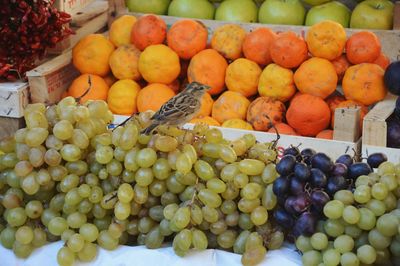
[141,81,210,135]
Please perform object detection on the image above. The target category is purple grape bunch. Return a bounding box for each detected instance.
[272,147,373,238]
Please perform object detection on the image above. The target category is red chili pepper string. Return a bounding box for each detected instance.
[0,0,73,81]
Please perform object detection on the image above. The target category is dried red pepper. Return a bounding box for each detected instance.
[0,0,73,80]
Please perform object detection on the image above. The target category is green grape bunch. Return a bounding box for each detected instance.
[296,161,400,266]
[0,96,284,266]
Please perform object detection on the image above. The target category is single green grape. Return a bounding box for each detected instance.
[357,244,376,264]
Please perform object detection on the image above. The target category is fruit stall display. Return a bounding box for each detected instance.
[120,0,399,31]
[0,2,400,266]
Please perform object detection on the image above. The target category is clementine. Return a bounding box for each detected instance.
[109,44,141,80]
[294,57,338,99]
[212,91,250,123]
[258,63,296,102]
[342,63,387,106]
[270,31,308,69]
[136,83,176,112]
[131,14,167,51]
[225,58,262,97]
[246,97,286,131]
[187,49,228,95]
[107,79,141,115]
[211,24,246,60]
[242,27,277,66]
[346,31,381,64]
[138,44,181,84]
[286,94,331,137]
[306,20,347,60]
[67,74,109,103]
[72,34,115,76]
[167,19,208,60]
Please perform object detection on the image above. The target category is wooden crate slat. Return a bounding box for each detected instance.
[333,107,361,142]
[0,117,25,140]
[394,1,400,30]
[54,0,95,14]
[26,51,79,105]
[362,145,400,163]
[363,95,397,146]
[71,1,109,26]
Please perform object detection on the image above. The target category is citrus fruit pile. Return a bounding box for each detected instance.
[67,14,388,139]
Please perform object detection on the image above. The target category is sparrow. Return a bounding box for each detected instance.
[141,81,210,135]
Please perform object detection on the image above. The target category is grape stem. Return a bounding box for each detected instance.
[105,192,118,203]
[189,178,199,206]
[74,75,92,103]
[264,114,280,149]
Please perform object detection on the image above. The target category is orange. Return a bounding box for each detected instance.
[225,58,262,97]
[346,31,381,64]
[197,92,214,118]
[258,63,296,102]
[109,44,141,80]
[342,63,387,106]
[104,74,117,87]
[294,57,338,99]
[187,49,228,95]
[109,15,137,47]
[306,20,347,60]
[331,55,351,82]
[138,44,181,84]
[326,94,346,112]
[167,79,181,94]
[167,19,208,60]
[131,14,167,51]
[212,91,250,124]
[270,31,308,69]
[242,27,277,66]
[67,74,109,103]
[211,24,247,60]
[107,79,141,115]
[189,116,220,126]
[137,83,176,112]
[316,129,333,140]
[222,119,253,131]
[268,123,298,136]
[73,34,115,76]
[246,97,286,131]
[286,94,331,137]
[373,52,390,70]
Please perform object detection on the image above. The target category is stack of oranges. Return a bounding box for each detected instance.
[67,14,389,140]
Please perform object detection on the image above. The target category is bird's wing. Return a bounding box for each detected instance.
[152,93,199,123]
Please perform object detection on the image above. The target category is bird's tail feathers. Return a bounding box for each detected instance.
[141,123,159,135]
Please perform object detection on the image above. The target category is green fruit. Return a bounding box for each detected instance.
[126,0,171,15]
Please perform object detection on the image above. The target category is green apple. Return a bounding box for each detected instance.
[215,0,258,23]
[350,0,394,30]
[259,0,306,25]
[305,1,351,27]
[168,0,215,19]
[125,0,171,15]
[302,0,331,6]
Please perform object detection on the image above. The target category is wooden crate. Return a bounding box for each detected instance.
[26,51,79,105]
[54,0,95,14]
[0,117,25,140]
[362,95,400,163]
[49,1,109,54]
[0,82,29,118]
[109,0,400,61]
